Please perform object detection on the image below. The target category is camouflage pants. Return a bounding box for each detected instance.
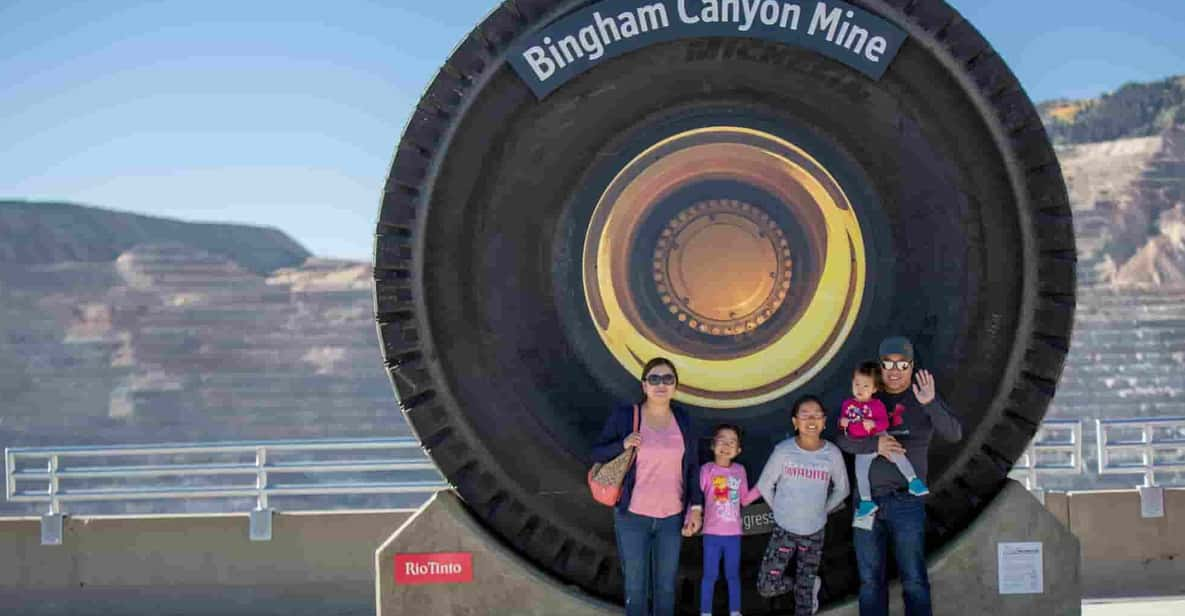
[757,526,824,615]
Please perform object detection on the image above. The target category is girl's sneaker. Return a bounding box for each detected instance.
[855,499,878,518]
[908,478,930,496]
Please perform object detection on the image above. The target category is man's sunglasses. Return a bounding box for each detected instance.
[881,359,913,371]
[645,374,677,386]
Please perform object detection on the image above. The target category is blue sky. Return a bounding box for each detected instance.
[1,1,1182,260]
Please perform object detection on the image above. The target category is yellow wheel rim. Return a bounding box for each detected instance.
[582,127,867,408]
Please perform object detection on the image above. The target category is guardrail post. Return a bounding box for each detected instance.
[1094,419,1106,476]
[1013,449,1042,500]
[1142,423,1154,487]
[41,455,64,546]
[250,447,273,541]
[1072,421,1084,474]
[4,448,14,501]
[1137,423,1165,518]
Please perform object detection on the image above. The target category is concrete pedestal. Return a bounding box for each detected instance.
[375,480,1080,615]
[375,490,617,615]
[823,480,1081,616]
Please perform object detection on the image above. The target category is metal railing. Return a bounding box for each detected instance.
[1096,417,1185,517]
[1008,419,1084,499]
[4,438,448,544]
[1096,416,1185,485]
[8,417,1185,542]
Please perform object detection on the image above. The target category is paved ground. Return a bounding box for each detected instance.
[1083,597,1185,615]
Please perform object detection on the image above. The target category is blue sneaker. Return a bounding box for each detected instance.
[855,499,878,518]
[908,477,930,496]
[852,511,875,531]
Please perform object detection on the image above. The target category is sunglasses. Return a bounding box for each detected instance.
[645,373,677,386]
[881,359,913,371]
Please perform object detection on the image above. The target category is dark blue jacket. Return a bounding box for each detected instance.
[590,403,704,516]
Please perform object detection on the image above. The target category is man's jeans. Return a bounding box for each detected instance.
[852,492,932,616]
[614,509,684,616]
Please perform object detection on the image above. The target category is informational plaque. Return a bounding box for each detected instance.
[1139,485,1165,518]
[997,542,1043,594]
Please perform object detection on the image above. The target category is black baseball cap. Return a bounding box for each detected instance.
[878,336,914,360]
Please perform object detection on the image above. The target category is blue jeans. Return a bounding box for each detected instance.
[614,509,684,616]
[853,492,932,616]
[701,534,741,613]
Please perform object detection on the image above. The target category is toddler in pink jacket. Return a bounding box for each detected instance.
[839,362,929,525]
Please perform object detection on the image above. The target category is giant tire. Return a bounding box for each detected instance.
[374,1,1075,612]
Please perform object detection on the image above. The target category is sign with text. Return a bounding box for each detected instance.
[997,542,1043,594]
[507,0,907,98]
[394,552,474,585]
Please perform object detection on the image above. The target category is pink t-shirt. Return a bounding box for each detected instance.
[628,418,685,518]
[700,462,761,536]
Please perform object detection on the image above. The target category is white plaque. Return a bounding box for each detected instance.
[1139,485,1165,518]
[998,541,1043,594]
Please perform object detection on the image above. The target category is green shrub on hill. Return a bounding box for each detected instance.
[1040,75,1185,145]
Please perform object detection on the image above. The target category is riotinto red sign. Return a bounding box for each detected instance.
[394,552,474,585]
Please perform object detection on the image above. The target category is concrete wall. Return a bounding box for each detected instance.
[2,489,1184,613]
[1066,488,1185,598]
[0,510,411,615]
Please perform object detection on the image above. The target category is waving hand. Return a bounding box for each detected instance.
[913,369,936,405]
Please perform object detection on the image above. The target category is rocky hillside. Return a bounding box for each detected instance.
[1058,126,1185,286]
[0,212,413,513]
[0,245,403,443]
[0,201,310,275]
[1038,79,1185,490]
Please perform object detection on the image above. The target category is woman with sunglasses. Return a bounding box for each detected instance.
[591,357,704,616]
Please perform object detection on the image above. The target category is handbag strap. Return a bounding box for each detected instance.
[627,405,641,468]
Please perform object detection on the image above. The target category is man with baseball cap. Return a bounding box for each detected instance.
[835,336,962,616]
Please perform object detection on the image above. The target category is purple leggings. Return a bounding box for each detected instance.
[702,534,741,613]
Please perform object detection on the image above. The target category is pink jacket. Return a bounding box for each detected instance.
[839,398,889,439]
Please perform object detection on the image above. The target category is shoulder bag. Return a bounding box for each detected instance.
[587,404,640,506]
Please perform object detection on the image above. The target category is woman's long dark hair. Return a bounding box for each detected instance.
[638,357,679,405]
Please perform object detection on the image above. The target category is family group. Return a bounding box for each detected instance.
[591,336,963,616]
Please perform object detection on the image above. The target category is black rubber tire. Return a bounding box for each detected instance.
[374,1,1075,612]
